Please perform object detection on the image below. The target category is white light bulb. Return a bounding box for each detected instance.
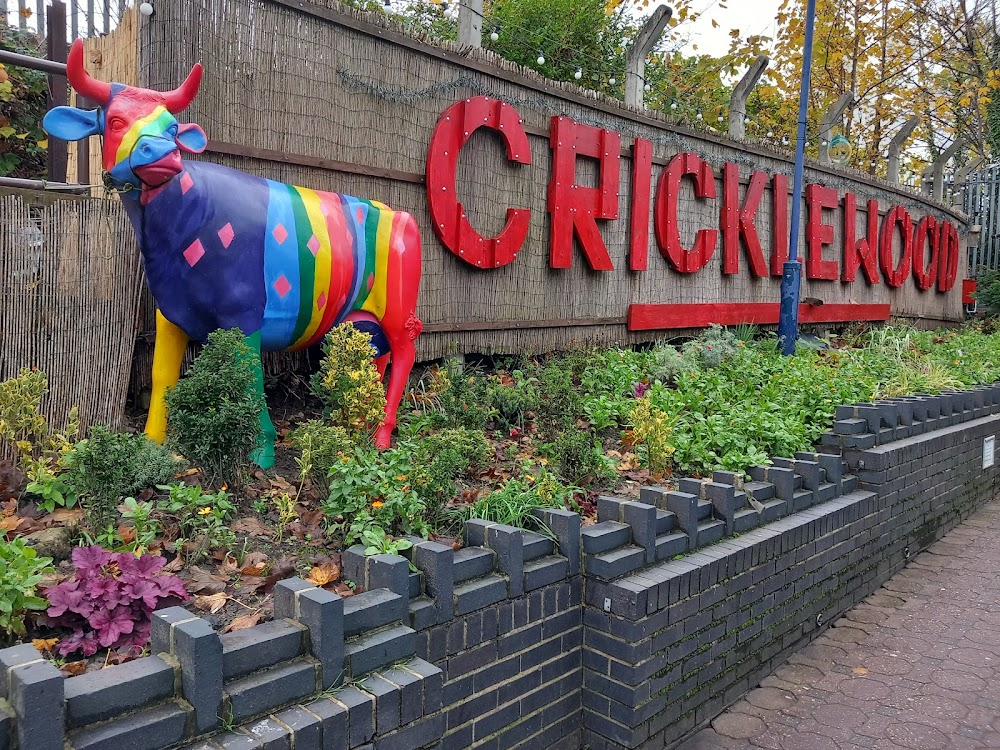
[537,52,545,65]
[717,114,724,122]
[574,68,582,80]
[767,130,774,138]
[139,1,153,15]
[609,76,616,85]
[643,83,651,92]
[782,136,790,145]
[670,101,677,110]
[490,30,498,41]
[696,111,703,120]
[743,116,750,125]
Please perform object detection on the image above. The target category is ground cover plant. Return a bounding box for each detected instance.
[3,321,1000,671]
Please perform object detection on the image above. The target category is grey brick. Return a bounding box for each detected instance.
[9,658,64,750]
[149,606,197,657]
[486,523,526,597]
[357,674,400,735]
[585,545,645,580]
[581,522,631,554]
[452,547,495,583]
[344,589,406,636]
[226,660,316,723]
[64,654,175,728]
[297,587,345,690]
[375,714,445,750]
[273,705,322,750]
[367,555,411,603]
[302,697,348,750]
[66,702,189,750]
[454,575,508,615]
[534,508,581,575]
[335,686,375,747]
[379,665,423,725]
[622,501,657,563]
[345,625,416,677]
[414,541,455,620]
[272,578,315,620]
[222,620,304,680]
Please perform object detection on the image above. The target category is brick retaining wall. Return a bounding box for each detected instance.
[1,386,998,750]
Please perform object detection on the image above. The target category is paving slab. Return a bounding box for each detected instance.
[679,498,1000,750]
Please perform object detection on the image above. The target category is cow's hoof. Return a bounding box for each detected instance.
[252,442,276,469]
[374,427,393,450]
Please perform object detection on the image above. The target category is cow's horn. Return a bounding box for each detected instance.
[162,63,203,114]
[66,39,111,104]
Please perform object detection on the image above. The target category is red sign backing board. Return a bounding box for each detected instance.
[963,279,977,305]
[627,302,891,330]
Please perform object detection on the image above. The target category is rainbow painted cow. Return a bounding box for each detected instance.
[44,40,422,467]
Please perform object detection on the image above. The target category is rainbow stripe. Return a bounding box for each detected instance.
[259,181,396,352]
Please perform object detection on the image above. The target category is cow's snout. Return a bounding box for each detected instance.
[130,135,184,187]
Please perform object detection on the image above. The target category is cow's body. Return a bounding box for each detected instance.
[125,160,418,353]
[44,41,422,466]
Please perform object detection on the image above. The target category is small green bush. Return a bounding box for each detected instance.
[487,370,541,429]
[311,324,386,435]
[63,425,184,533]
[543,429,616,486]
[156,483,236,561]
[0,537,53,640]
[290,420,354,494]
[974,267,1000,317]
[452,467,576,538]
[437,359,495,429]
[410,428,491,515]
[165,329,262,485]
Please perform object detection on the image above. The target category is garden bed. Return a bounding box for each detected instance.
[3,321,1000,673]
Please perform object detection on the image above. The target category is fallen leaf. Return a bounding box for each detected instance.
[118,525,136,544]
[306,562,340,587]
[241,551,269,576]
[176,467,200,478]
[260,557,296,594]
[32,637,58,652]
[48,508,83,524]
[852,666,869,675]
[232,517,275,539]
[161,554,185,573]
[0,515,24,532]
[334,582,359,597]
[223,611,263,632]
[218,554,240,576]
[59,660,87,676]
[107,647,142,665]
[193,592,230,614]
[186,566,227,594]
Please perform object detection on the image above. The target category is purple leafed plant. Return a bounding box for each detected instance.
[43,546,189,656]
[631,381,651,399]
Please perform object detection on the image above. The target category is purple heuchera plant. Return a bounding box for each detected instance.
[43,546,189,656]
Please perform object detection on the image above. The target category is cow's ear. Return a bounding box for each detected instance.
[42,107,100,141]
[176,123,207,154]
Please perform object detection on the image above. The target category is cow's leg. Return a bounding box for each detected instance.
[243,330,276,469]
[145,309,189,443]
[374,353,390,382]
[374,330,415,449]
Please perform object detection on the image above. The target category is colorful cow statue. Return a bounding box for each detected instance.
[44,40,423,468]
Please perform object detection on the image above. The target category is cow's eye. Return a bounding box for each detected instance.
[109,117,127,131]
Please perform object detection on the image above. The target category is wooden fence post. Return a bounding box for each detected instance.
[728,54,768,139]
[45,0,68,183]
[625,5,672,109]
[457,0,482,48]
[886,115,919,184]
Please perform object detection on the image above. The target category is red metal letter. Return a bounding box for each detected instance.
[937,221,959,292]
[911,215,939,291]
[879,206,914,288]
[547,116,620,270]
[805,184,840,280]
[771,173,789,277]
[426,97,532,269]
[654,152,717,273]
[721,163,768,277]
[842,194,880,284]
[629,138,653,271]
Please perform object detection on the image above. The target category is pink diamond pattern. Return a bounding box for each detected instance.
[307,235,321,256]
[356,207,365,224]
[320,203,330,216]
[180,172,194,194]
[183,239,205,267]
[272,223,289,244]
[317,291,327,310]
[217,223,235,249]
[273,275,292,298]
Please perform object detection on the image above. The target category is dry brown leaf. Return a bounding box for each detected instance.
[48,508,83,524]
[59,660,87,676]
[260,558,297,594]
[241,551,269,576]
[186,566,227,594]
[0,516,23,532]
[161,555,185,573]
[177,468,200,478]
[306,562,340,587]
[223,611,263,633]
[218,554,240,576]
[117,525,136,544]
[193,592,230,614]
[852,666,869,675]
[231,518,275,539]
[32,637,58,652]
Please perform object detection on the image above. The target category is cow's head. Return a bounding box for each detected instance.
[43,39,207,192]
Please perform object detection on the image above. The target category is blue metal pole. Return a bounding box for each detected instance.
[776,0,818,355]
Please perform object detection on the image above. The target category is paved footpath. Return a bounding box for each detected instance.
[680,499,1000,750]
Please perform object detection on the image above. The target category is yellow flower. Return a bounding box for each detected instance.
[954,359,959,365]
[198,507,213,515]
[372,500,384,509]
[396,475,407,482]
[526,475,536,483]
[342,456,350,463]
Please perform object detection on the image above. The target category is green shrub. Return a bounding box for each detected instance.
[410,428,491,515]
[437,359,495,429]
[452,467,576,538]
[323,446,429,546]
[543,429,616,486]
[165,328,262,485]
[486,370,540,429]
[535,360,581,439]
[311,324,386,435]
[0,537,53,640]
[290,420,354,494]
[0,367,78,483]
[62,425,184,533]
[975,267,1000,317]
[155,483,236,561]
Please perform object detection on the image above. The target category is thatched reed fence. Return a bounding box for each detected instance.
[0,188,144,437]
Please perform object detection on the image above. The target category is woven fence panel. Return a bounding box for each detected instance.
[0,189,144,440]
